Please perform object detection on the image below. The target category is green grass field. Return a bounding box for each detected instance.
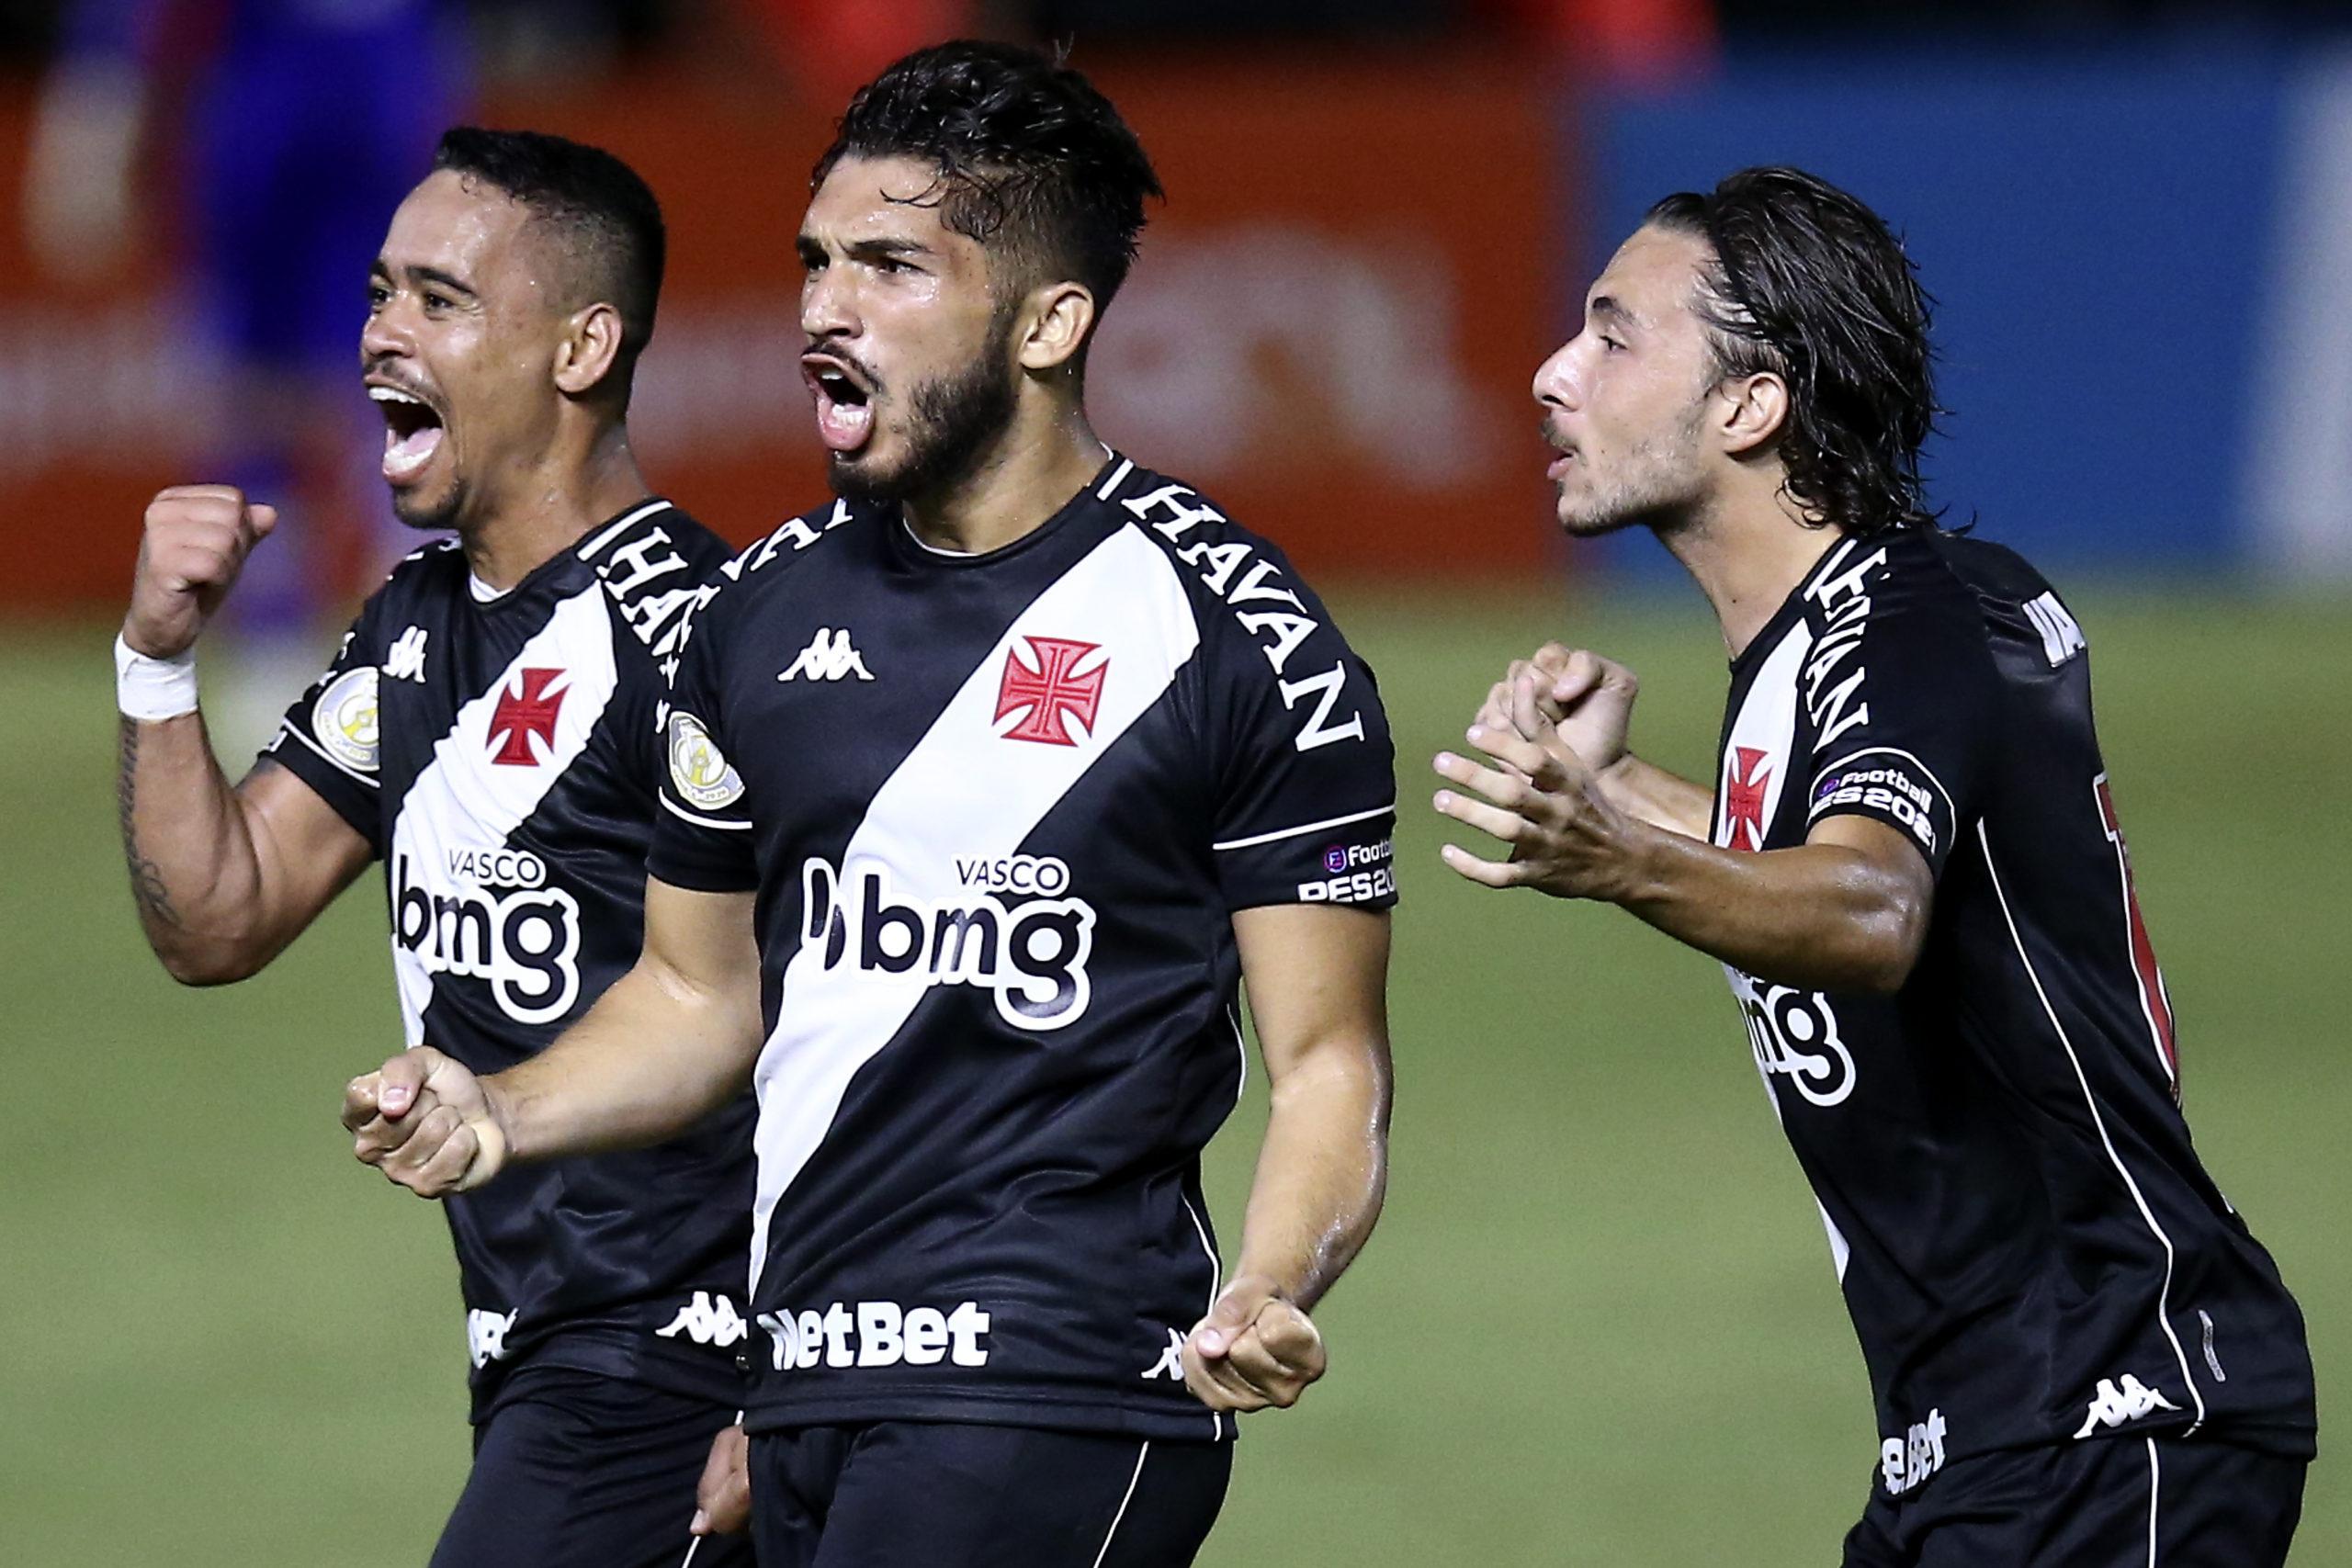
[1,589,2345,1566]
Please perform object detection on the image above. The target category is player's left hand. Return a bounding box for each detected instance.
[691,1422,751,1536]
[1433,677,1641,901]
[1182,1274,1327,1412]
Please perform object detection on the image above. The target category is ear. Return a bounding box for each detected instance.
[552,301,626,397]
[1716,370,1790,457]
[1015,280,1098,375]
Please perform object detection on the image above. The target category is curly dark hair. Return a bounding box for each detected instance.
[813,40,1163,321]
[433,127,666,388]
[1645,166,1940,536]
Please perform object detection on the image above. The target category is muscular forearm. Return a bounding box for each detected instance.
[118,713,291,981]
[487,958,763,1162]
[1232,1041,1391,1312]
[1595,753,1713,839]
[1611,824,1926,993]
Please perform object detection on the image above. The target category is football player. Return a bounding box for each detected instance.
[1434,165,2315,1567]
[345,43,1398,1568]
[114,130,754,1568]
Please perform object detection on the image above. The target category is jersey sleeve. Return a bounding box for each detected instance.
[259,604,387,855]
[1204,581,1398,912]
[646,592,759,893]
[1801,593,1998,880]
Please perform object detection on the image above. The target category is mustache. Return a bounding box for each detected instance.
[1540,414,1572,451]
[807,341,886,395]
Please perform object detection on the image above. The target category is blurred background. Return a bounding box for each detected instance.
[2,1,2348,1563]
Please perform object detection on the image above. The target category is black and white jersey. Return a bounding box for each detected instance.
[649,457,1397,1443]
[1711,529,2315,1496]
[266,500,756,1416]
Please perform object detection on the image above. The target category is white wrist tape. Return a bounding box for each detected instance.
[115,633,200,721]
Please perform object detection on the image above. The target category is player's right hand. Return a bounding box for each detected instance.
[1476,643,1638,775]
[344,1046,509,1198]
[122,485,279,660]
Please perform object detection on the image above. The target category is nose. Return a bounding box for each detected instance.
[361,294,409,367]
[800,262,855,342]
[1532,337,1582,413]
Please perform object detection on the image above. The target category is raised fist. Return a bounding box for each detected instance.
[122,484,279,660]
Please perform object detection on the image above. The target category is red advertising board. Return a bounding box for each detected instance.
[0,51,1563,611]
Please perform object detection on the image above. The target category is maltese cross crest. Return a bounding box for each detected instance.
[994,636,1106,747]
[1724,745,1772,852]
[487,668,569,765]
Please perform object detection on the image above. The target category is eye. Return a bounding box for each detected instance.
[367,283,390,309]
[423,290,454,311]
[1600,333,1626,353]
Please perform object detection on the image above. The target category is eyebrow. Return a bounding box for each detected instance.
[1590,294,1635,329]
[377,263,476,299]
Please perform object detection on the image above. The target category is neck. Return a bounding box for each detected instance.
[458,418,650,590]
[1655,467,1844,660]
[899,393,1105,557]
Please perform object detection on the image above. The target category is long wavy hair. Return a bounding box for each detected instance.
[1646,166,1941,536]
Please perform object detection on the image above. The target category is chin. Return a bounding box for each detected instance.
[390,482,464,534]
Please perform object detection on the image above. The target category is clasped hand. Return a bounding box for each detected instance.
[1432,643,1643,901]
[343,1045,509,1197]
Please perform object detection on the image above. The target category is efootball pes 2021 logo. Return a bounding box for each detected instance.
[799,855,1095,1030]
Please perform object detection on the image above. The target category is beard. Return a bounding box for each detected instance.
[390,477,465,534]
[830,309,1022,506]
[1547,403,1711,538]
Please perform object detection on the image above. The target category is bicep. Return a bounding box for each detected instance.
[1231,904,1392,1081]
[640,877,762,1003]
[235,760,375,926]
[1804,812,1937,962]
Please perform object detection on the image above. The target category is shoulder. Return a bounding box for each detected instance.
[1102,460,1385,751]
[1804,530,2004,659]
[1102,464,1356,663]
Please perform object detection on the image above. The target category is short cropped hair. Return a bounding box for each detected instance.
[1646,166,1939,536]
[814,41,1163,320]
[432,127,666,386]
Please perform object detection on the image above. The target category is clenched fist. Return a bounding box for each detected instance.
[123,485,279,660]
[344,1046,511,1198]
[1182,1274,1328,1413]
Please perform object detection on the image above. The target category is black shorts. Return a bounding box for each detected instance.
[747,1422,1231,1568]
[1843,1437,2306,1568]
[429,1366,753,1568]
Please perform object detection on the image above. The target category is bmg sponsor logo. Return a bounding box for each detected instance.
[800,858,1094,1030]
[755,1299,992,1371]
[394,852,582,1025]
[1727,966,1857,1108]
[1301,837,1395,904]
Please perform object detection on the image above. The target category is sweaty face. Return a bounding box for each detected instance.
[1532,225,1726,538]
[797,156,1023,506]
[362,170,570,533]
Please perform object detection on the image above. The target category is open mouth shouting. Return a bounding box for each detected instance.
[803,353,876,455]
[371,381,447,485]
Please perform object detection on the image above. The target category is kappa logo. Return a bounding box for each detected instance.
[656,1290,750,1348]
[487,669,569,765]
[2074,1373,2180,1438]
[779,626,875,682]
[1724,745,1772,852]
[384,625,428,683]
[995,636,1106,746]
[466,1307,518,1370]
[1143,1326,1187,1381]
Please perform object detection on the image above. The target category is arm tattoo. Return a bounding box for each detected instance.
[117,717,185,929]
